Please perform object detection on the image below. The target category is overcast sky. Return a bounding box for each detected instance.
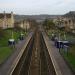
[0,0,75,15]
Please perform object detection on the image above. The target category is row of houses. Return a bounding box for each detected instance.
[0,11,14,29]
[15,20,31,30]
[53,11,75,33]
[0,11,31,30]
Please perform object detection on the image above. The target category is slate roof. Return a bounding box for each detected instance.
[0,13,11,18]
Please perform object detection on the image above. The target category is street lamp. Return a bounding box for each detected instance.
[8,30,15,47]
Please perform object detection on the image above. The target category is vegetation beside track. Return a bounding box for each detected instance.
[43,19,75,72]
[0,28,27,64]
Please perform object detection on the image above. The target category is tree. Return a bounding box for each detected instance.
[43,19,55,30]
[0,28,6,38]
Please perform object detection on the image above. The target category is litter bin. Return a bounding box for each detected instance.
[19,36,24,40]
[8,39,15,46]
[62,41,69,47]
[19,34,24,40]
[55,41,63,48]
[51,34,56,41]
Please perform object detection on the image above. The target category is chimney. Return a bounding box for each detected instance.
[11,11,14,28]
[3,11,7,29]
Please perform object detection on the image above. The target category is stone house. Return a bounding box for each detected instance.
[0,11,14,29]
[53,17,75,32]
[15,20,31,31]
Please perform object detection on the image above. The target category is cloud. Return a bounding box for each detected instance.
[0,0,75,14]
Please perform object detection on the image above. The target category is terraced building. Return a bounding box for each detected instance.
[0,11,14,29]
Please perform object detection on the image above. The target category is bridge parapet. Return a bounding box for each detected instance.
[42,31,73,75]
[0,32,34,75]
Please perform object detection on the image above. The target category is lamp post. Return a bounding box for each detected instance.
[11,31,14,39]
[8,30,15,48]
[64,32,66,41]
[58,32,61,52]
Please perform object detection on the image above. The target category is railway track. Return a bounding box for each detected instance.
[11,29,56,75]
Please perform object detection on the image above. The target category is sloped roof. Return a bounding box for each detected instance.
[0,13,11,18]
[63,11,75,18]
[0,14,4,18]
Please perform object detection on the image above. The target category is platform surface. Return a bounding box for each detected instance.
[42,31,74,75]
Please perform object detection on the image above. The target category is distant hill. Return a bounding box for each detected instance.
[63,11,75,18]
[14,11,75,22]
[14,14,61,21]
